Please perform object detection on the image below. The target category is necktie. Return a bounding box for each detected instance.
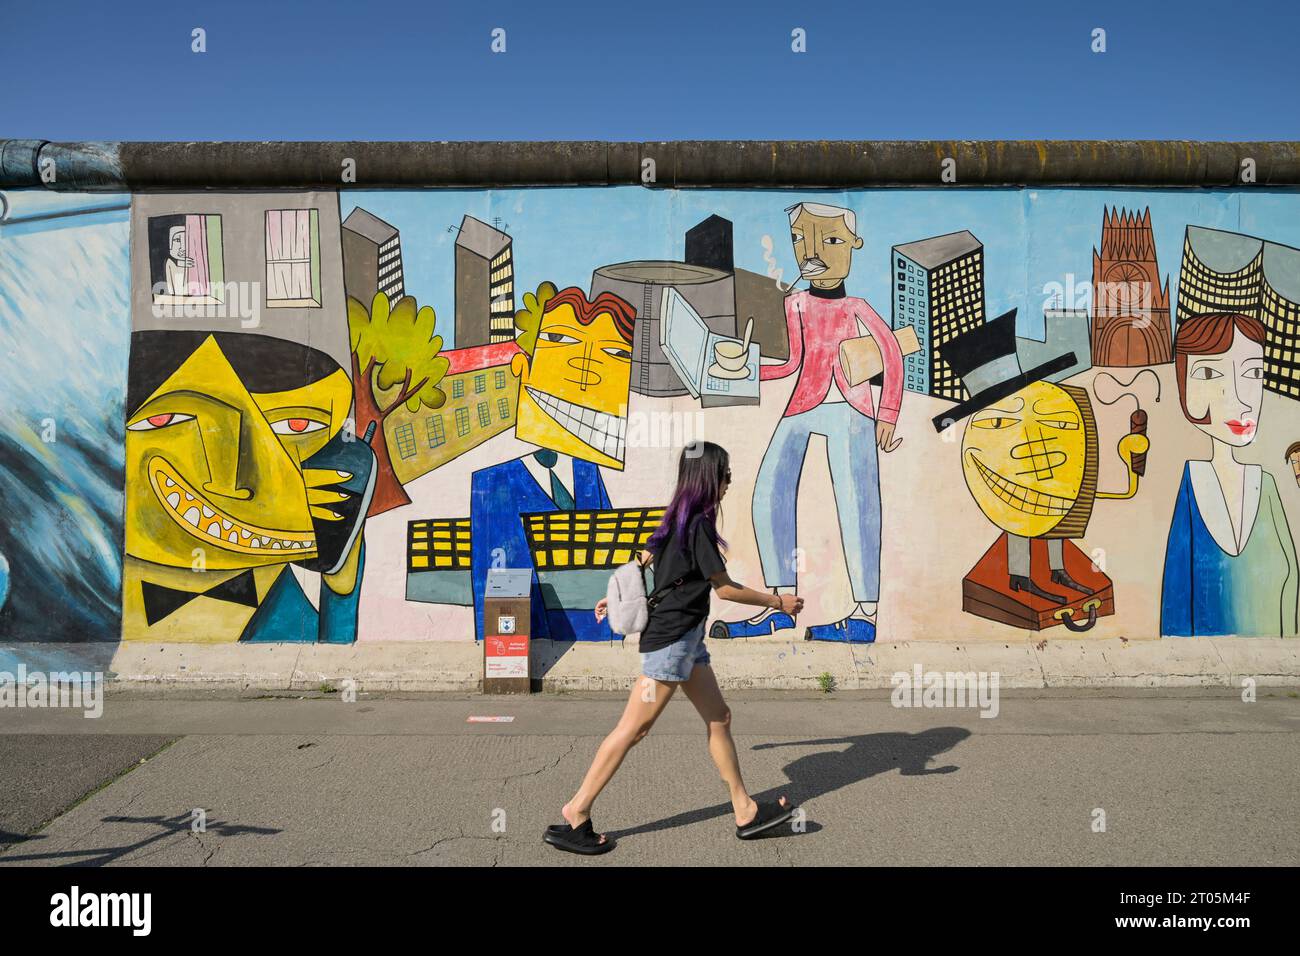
[533,450,575,510]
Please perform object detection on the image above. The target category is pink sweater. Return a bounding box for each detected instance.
[760,290,903,424]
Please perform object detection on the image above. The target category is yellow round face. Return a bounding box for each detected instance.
[960,380,1088,538]
[125,335,354,570]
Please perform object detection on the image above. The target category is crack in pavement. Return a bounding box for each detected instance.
[306,754,337,773]
[495,737,579,787]
[61,784,148,854]
[189,827,218,866]
[405,826,513,863]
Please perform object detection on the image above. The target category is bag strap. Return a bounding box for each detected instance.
[642,556,689,610]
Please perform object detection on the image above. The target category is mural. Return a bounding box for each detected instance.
[1160,313,1297,637]
[1091,207,1173,368]
[2,184,1299,653]
[0,192,129,666]
[121,194,373,644]
[719,202,902,643]
[934,310,1149,632]
[347,289,448,513]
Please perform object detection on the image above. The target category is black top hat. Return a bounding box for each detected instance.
[930,309,1077,432]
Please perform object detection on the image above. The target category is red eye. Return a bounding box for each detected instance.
[127,412,195,432]
[270,417,326,435]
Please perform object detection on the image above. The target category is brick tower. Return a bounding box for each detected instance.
[1091,207,1173,366]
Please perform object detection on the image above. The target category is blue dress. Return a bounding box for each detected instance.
[1160,463,1297,637]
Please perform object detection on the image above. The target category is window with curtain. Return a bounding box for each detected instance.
[265,209,322,307]
[149,213,224,307]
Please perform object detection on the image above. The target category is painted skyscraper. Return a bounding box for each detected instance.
[454,216,515,348]
[1090,207,1172,367]
[891,230,985,400]
[1177,225,1300,400]
[341,207,403,306]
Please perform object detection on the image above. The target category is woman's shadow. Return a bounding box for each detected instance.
[611,727,970,840]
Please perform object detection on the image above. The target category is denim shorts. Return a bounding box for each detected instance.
[640,619,710,683]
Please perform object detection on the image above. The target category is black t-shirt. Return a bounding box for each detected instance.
[638,515,728,653]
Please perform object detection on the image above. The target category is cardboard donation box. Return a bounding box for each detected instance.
[483,568,532,694]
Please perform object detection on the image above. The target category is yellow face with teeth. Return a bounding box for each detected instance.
[960,380,1089,538]
[510,301,632,469]
[125,335,354,570]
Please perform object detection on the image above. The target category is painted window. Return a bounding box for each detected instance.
[394,422,417,460]
[427,415,445,447]
[265,209,322,307]
[455,407,470,437]
[474,374,486,394]
[148,213,225,307]
[477,402,491,428]
[452,379,464,399]
[498,397,510,420]
[495,370,506,389]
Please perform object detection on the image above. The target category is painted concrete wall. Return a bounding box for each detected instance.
[2,185,1298,673]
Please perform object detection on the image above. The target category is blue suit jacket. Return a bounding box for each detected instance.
[470,456,614,642]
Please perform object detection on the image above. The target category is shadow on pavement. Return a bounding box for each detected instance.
[609,726,971,840]
[0,811,281,867]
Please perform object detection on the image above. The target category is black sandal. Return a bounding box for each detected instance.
[736,799,796,840]
[543,819,615,855]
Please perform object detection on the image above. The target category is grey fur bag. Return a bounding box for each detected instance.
[604,559,687,636]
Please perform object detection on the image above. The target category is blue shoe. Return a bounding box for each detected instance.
[710,613,796,639]
[805,617,876,643]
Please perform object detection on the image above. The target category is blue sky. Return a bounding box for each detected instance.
[344,187,1300,347]
[2,0,1298,140]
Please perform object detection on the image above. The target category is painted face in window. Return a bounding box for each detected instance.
[960,380,1090,538]
[168,225,189,260]
[1182,329,1265,448]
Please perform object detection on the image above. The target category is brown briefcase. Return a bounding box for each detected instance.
[962,533,1113,632]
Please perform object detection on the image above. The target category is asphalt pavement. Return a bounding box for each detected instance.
[0,688,1295,866]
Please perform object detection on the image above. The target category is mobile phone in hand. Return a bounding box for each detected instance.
[298,421,378,575]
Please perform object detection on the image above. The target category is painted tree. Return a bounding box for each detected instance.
[513,280,558,353]
[348,292,449,515]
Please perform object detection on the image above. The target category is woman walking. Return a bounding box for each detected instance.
[544,441,804,854]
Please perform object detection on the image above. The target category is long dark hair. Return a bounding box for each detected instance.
[645,441,729,555]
